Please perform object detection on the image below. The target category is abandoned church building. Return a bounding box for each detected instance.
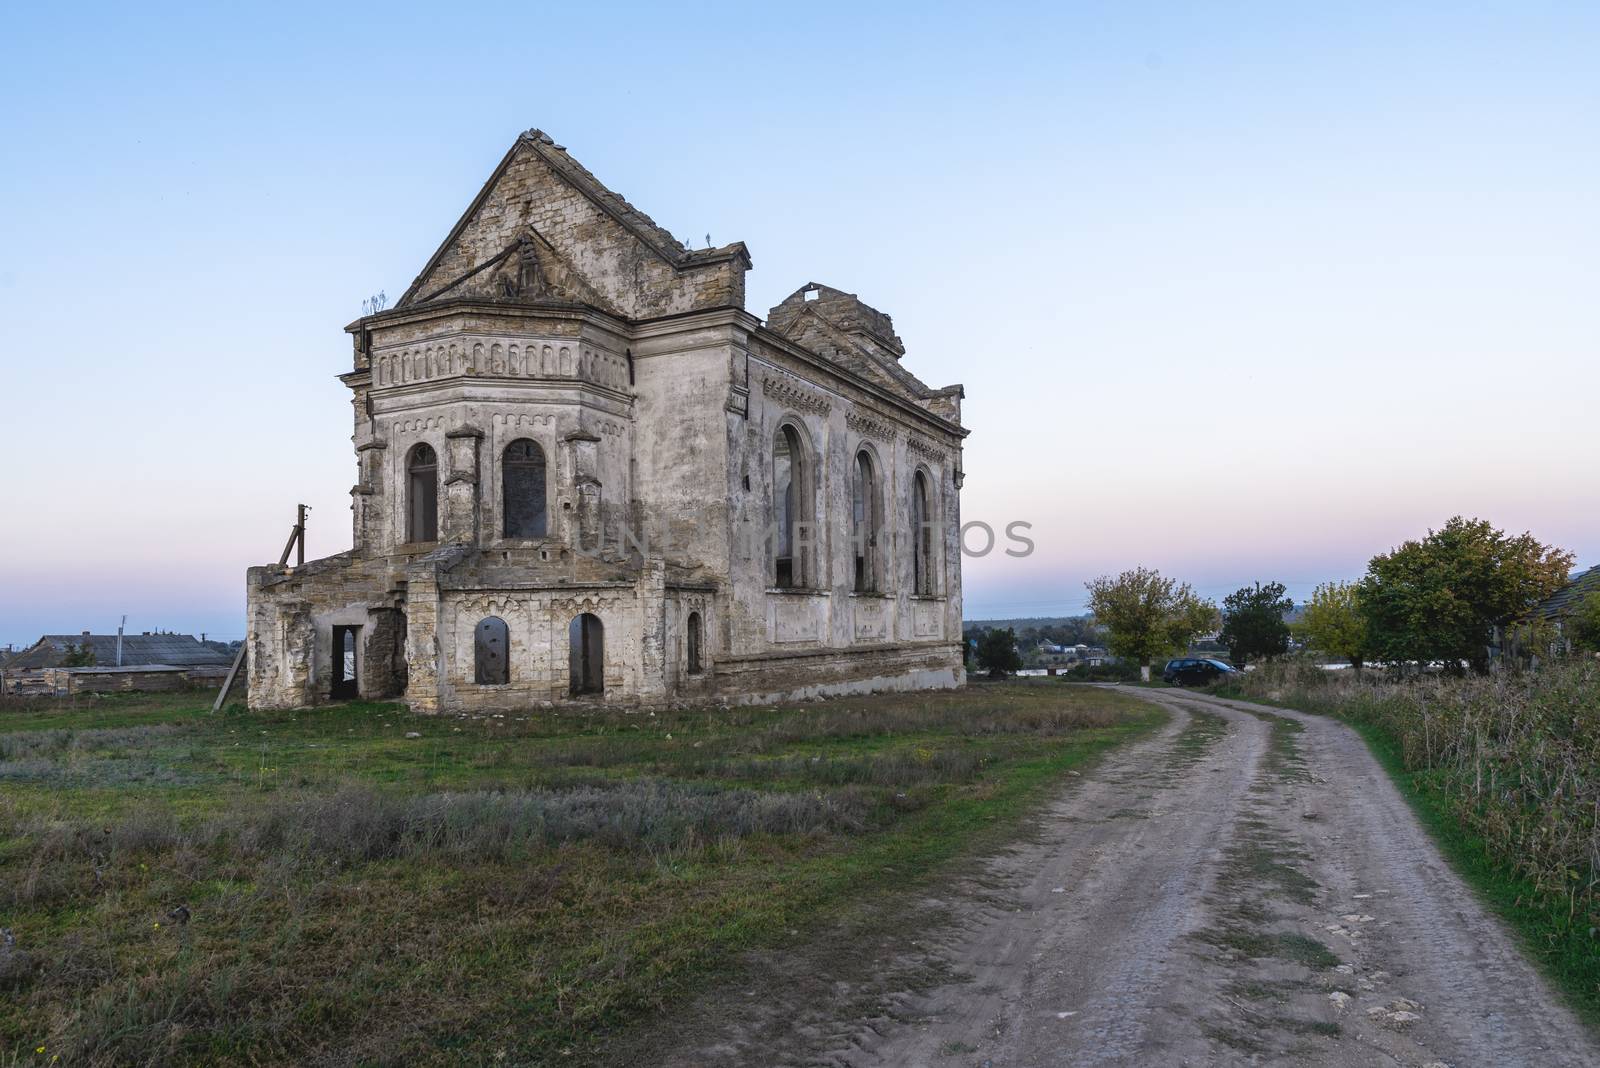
[246,130,967,712]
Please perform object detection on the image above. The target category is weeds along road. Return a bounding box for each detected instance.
[648,687,1599,1068]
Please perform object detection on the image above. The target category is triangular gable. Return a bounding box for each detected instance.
[407,228,623,316]
[396,130,749,320]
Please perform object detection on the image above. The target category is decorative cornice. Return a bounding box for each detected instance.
[761,373,831,417]
[846,410,898,443]
[907,435,948,464]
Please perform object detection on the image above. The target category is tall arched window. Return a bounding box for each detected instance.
[773,424,812,588]
[569,613,604,694]
[912,469,935,596]
[474,616,509,685]
[852,449,879,592]
[502,438,547,539]
[407,443,439,543]
[686,611,703,674]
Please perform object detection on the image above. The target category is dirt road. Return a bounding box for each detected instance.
[650,687,1599,1067]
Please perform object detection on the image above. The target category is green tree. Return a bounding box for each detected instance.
[976,628,1023,678]
[1219,581,1293,667]
[60,643,96,667]
[1298,581,1369,670]
[1566,590,1600,653]
[1359,516,1572,674]
[1085,568,1217,681]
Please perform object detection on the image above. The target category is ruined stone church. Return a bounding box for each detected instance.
[247,130,967,711]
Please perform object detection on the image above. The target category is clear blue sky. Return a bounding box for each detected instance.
[1,1,1596,645]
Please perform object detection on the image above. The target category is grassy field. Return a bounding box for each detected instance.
[1211,660,1600,1029]
[0,683,1161,1067]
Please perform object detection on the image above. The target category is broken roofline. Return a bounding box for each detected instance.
[393,129,752,311]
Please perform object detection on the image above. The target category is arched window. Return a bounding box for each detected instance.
[407,443,439,543]
[474,616,509,685]
[852,449,879,592]
[686,611,703,675]
[502,438,547,539]
[773,424,812,588]
[569,613,604,695]
[912,469,935,596]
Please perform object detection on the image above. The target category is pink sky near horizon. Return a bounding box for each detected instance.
[1,2,1595,645]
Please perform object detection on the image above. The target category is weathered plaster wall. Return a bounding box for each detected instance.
[247,132,966,714]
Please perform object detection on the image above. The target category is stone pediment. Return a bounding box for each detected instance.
[395,130,750,321]
[407,229,621,315]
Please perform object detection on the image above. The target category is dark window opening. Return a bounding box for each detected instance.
[407,443,439,542]
[474,616,509,685]
[912,470,934,596]
[331,625,360,700]
[686,611,703,675]
[774,424,809,588]
[569,613,604,695]
[852,449,878,593]
[502,438,547,539]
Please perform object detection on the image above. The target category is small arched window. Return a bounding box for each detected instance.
[686,611,703,675]
[912,469,935,596]
[773,424,812,588]
[407,443,439,543]
[502,438,547,539]
[852,449,879,592]
[474,616,509,685]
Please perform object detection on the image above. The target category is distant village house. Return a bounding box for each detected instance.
[0,631,236,696]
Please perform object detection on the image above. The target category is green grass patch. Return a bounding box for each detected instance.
[0,683,1163,1065]
[1196,925,1341,969]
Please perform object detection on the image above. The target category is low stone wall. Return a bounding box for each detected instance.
[707,641,965,707]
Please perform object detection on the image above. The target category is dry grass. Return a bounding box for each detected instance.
[0,681,1158,1066]
[1216,659,1600,1017]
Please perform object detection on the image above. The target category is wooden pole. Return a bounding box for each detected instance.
[219,504,308,713]
[211,645,247,714]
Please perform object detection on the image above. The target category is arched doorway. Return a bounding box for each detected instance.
[331,625,360,700]
[568,613,604,695]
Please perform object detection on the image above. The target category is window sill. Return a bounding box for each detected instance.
[910,594,946,602]
[848,591,891,599]
[765,587,830,596]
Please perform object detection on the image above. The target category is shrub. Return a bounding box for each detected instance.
[1220,661,1600,919]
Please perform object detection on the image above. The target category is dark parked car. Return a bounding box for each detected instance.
[1162,657,1239,686]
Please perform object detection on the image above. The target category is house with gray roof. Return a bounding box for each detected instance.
[0,631,235,696]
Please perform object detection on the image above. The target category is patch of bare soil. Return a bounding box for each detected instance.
[611,689,1599,1067]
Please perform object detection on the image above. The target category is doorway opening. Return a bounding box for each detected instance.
[568,613,604,695]
[331,625,360,700]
